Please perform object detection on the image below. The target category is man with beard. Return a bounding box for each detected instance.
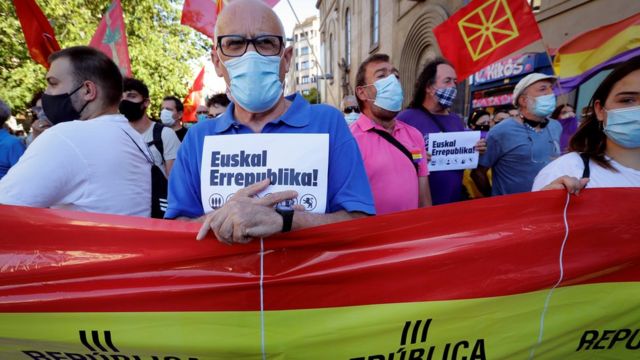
[350,54,431,214]
[0,46,150,216]
[120,78,181,178]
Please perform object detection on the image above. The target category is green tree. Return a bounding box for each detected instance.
[0,0,209,116]
[302,87,320,104]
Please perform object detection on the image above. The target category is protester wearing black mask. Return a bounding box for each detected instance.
[0,46,152,217]
[122,78,181,182]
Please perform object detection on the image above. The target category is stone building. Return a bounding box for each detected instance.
[316,0,640,114]
[284,16,322,101]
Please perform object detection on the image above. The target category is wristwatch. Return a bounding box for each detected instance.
[275,206,294,232]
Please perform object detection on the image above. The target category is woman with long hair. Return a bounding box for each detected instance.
[532,56,640,192]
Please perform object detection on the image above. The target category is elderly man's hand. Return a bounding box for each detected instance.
[474,138,487,154]
[196,179,298,244]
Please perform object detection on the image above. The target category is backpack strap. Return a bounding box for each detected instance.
[580,152,591,179]
[146,122,166,165]
[121,129,151,162]
[370,128,419,174]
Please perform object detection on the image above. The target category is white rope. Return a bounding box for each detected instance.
[260,237,267,360]
[528,192,571,359]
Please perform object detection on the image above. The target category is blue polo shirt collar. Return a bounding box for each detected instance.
[213,93,310,134]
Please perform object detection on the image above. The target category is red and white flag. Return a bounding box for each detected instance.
[89,0,132,76]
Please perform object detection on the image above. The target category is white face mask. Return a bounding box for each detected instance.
[160,109,175,126]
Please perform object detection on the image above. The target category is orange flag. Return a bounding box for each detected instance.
[12,0,61,69]
[434,0,542,80]
[183,66,206,122]
[181,0,280,39]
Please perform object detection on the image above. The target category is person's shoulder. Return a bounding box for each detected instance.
[397,108,424,122]
[398,121,424,138]
[160,125,180,141]
[547,118,563,132]
[308,103,344,119]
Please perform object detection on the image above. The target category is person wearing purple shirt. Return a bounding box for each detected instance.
[551,104,578,153]
[397,58,486,205]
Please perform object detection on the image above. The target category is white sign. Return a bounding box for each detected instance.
[427,131,481,172]
[200,134,329,213]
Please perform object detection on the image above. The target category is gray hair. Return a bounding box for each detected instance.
[0,99,11,125]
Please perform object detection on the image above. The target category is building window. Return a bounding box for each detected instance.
[295,63,299,71]
[301,60,310,70]
[345,8,352,67]
[301,47,310,55]
[295,34,298,42]
[371,0,379,48]
[296,77,300,85]
[302,75,310,84]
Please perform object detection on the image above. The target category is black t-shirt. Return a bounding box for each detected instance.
[175,126,188,142]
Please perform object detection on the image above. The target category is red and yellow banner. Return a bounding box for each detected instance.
[434,0,542,80]
[1,189,639,359]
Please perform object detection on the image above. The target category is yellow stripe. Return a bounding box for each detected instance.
[1,282,639,359]
[553,25,640,77]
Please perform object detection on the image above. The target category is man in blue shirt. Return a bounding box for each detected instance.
[166,0,374,244]
[0,99,25,180]
[475,73,562,196]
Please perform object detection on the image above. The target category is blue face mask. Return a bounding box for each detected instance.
[197,114,208,123]
[223,51,283,113]
[345,112,359,125]
[604,105,640,148]
[435,86,457,108]
[371,75,403,112]
[531,94,556,117]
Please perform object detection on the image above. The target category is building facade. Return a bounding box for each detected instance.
[285,16,322,101]
[316,0,640,116]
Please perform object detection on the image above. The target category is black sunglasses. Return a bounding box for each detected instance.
[344,106,360,114]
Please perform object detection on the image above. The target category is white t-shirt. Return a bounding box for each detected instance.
[0,114,152,216]
[532,152,640,191]
[141,123,180,178]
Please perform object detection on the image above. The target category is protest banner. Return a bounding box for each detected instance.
[1,188,639,359]
[200,134,329,213]
[428,131,481,171]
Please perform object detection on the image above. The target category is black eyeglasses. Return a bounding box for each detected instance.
[217,35,284,57]
[344,106,360,114]
[196,110,208,115]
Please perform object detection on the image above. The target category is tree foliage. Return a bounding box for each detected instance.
[302,87,320,104]
[0,0,210,116]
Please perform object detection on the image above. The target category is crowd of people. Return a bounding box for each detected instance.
[0,0,638,244]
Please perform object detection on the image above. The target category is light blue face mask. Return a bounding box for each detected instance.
[345,112,359,125]
[531,94,556,117]
[604,105,640,148]
[223,51,283,113]
[197,114,208,123]
[371,75,403,112]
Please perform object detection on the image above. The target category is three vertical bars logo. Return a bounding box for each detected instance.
[349,319,487,360]
[20,330,199,360]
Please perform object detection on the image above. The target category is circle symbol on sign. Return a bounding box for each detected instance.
[300,194,317,211]
[209,193,224,209]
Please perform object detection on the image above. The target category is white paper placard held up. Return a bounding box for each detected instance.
[428,131,481,171]
[200,134,329,213]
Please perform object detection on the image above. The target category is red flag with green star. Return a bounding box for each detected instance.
[89,0,132,76]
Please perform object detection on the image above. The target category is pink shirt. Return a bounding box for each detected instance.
[350,114,428,215]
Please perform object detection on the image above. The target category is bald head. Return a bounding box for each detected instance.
[215,0,285,42]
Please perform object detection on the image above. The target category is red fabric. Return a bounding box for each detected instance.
[182,66,206,122]
[1,189,639,312]
[89,0,132,77]
[12,0,61,69]
[434,0,542,80]
[181,0,280,40]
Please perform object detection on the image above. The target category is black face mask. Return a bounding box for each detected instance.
[477,124,490,132]
[119,99,146,121]
[41,83,88,125]
[523,117,548,129]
